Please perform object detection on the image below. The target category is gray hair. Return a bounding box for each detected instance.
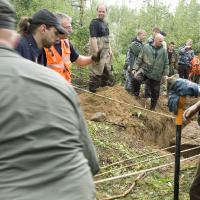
[55,12,72,23]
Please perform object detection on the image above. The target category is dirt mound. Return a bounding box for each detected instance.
[79,85,176,147]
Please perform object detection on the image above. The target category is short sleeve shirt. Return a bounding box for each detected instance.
[89,18,109,37]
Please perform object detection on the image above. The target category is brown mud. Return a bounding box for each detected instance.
[79,85,176,147]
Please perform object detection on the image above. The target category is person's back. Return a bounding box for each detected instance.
[0,43,99,200]
[0,1,99,199]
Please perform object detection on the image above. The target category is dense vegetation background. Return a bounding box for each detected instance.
[11,0,200,82]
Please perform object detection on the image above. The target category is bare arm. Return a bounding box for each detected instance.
[183,101,200,120]
[75,55,93,66]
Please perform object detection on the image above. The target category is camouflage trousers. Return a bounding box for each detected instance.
[124,70,134,93]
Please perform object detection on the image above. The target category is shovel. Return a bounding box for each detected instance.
[174,96,186,200]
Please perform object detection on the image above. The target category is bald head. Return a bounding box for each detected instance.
[153,33,164,47]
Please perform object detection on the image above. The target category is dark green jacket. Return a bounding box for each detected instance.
[133,43,169,81]
[125,38,143,69]
[0,45,99,200]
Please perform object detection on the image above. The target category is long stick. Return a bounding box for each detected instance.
[174,96,186,200]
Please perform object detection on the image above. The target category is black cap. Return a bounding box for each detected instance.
[160,31,167,37]
[31,9,67,35]
[0,0,16,30]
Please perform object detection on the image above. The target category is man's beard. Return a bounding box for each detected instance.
[43,39,53,48]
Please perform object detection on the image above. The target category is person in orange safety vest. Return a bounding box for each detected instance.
[44,13,100,83]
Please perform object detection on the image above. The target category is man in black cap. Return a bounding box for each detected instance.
[0,1,99,199]
[16,9,68,65]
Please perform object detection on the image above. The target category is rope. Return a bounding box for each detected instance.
[100,137,200,169]
[95,145,200,177]
[94,153,200,184]
[73,85,175,119]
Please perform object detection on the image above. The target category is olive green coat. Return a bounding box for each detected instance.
[133,43,169,81]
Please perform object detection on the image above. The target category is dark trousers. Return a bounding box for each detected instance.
[89,67,114,93]
[190,160,200,200]
[178,64,190,79]
[133,70,161,110]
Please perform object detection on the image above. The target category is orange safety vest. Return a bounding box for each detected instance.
[189,56,200,78]
[44,39,71,82]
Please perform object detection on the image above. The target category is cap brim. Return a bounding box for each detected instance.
[55,24,68,35]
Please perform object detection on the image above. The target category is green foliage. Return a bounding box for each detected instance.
[12,0,200,82]
[71,23,90,54]
[88,120,197,199]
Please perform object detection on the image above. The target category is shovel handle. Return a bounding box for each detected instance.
[176,96,186,125]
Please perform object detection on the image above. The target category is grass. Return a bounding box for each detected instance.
[87,121,198,200]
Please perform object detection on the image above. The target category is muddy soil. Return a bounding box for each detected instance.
[79,85,200,148]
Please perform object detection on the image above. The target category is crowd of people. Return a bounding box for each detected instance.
[0,0,200,199]
[123,27,200,110]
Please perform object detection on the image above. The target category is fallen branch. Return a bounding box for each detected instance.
[101,173,146,200]
[95,154,200,184]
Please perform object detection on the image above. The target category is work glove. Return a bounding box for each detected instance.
[91,50,102,62]
[168,78,199,114]
[131,69,137,76]
[168,93,180,113]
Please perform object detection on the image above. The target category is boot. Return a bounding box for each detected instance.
[150,99,157,111]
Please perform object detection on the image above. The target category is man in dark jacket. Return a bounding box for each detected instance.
[167,42,178,76]
[132,33,169,110]
[124,29,146,94]
[0,1,99,199]
[178,39,194,79]
[16,9,68,65]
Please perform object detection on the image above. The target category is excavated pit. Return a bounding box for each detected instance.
[79,85,174,147]
[79,85,200,149]
[167,121,200,158]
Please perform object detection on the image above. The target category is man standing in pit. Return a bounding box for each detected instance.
[89,3,114,93]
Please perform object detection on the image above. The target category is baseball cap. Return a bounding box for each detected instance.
[0,0,16,30]
[31,9,68,35]
[160,31,167,37]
